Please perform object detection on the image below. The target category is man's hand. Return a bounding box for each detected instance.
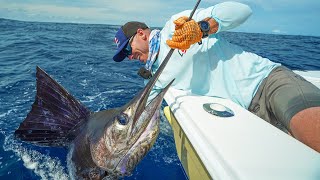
[166,16,202,50]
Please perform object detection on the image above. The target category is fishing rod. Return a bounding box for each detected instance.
[138,0,202,79]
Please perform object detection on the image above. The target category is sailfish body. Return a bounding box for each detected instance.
[15,66,174,179]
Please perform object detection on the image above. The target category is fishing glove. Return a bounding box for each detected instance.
[166,16,202,50]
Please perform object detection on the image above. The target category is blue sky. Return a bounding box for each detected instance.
[0,0,319,36]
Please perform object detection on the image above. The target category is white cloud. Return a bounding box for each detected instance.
[0,1,174,25]
[1,0,319,36]
[0,2,115,23]
[203,0,320,10]
[272,29,287,34]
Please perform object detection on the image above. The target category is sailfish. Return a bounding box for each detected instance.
[14,65,174,179]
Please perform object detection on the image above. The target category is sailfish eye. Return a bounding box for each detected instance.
[116,113,129,125]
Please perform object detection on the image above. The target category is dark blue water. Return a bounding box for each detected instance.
[0,18,319,179]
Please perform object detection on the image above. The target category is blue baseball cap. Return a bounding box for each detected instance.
[113,21,149,62]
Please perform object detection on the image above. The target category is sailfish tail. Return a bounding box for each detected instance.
[14,66,91,147]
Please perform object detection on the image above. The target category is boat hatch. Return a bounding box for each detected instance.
[203,103,234,117]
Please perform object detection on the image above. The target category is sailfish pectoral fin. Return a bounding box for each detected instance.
[14,66,91,147]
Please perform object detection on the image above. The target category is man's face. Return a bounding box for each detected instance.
[127,29,149,63]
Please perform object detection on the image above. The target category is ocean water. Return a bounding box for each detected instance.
[0,18,319,179]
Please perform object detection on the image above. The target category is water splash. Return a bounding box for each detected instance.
[3,134,69,180]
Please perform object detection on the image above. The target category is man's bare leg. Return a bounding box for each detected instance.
[290,107,320,153]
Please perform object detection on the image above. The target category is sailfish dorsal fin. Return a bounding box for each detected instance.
[15,66,91,146]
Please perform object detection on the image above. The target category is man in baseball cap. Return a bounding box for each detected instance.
[113,21,149,62]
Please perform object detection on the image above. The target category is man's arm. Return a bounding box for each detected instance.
[166,2,252,49]
[208,1,252,33]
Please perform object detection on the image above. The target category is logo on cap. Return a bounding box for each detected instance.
[114,37,120,48]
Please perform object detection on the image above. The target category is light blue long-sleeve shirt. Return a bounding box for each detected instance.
[146,1,280,109]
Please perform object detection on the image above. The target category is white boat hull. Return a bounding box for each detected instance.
[164,70,320,180]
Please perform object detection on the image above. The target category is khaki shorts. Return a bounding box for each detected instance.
[248,66,320,132]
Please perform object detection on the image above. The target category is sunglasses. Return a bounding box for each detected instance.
[122,34,135,57]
